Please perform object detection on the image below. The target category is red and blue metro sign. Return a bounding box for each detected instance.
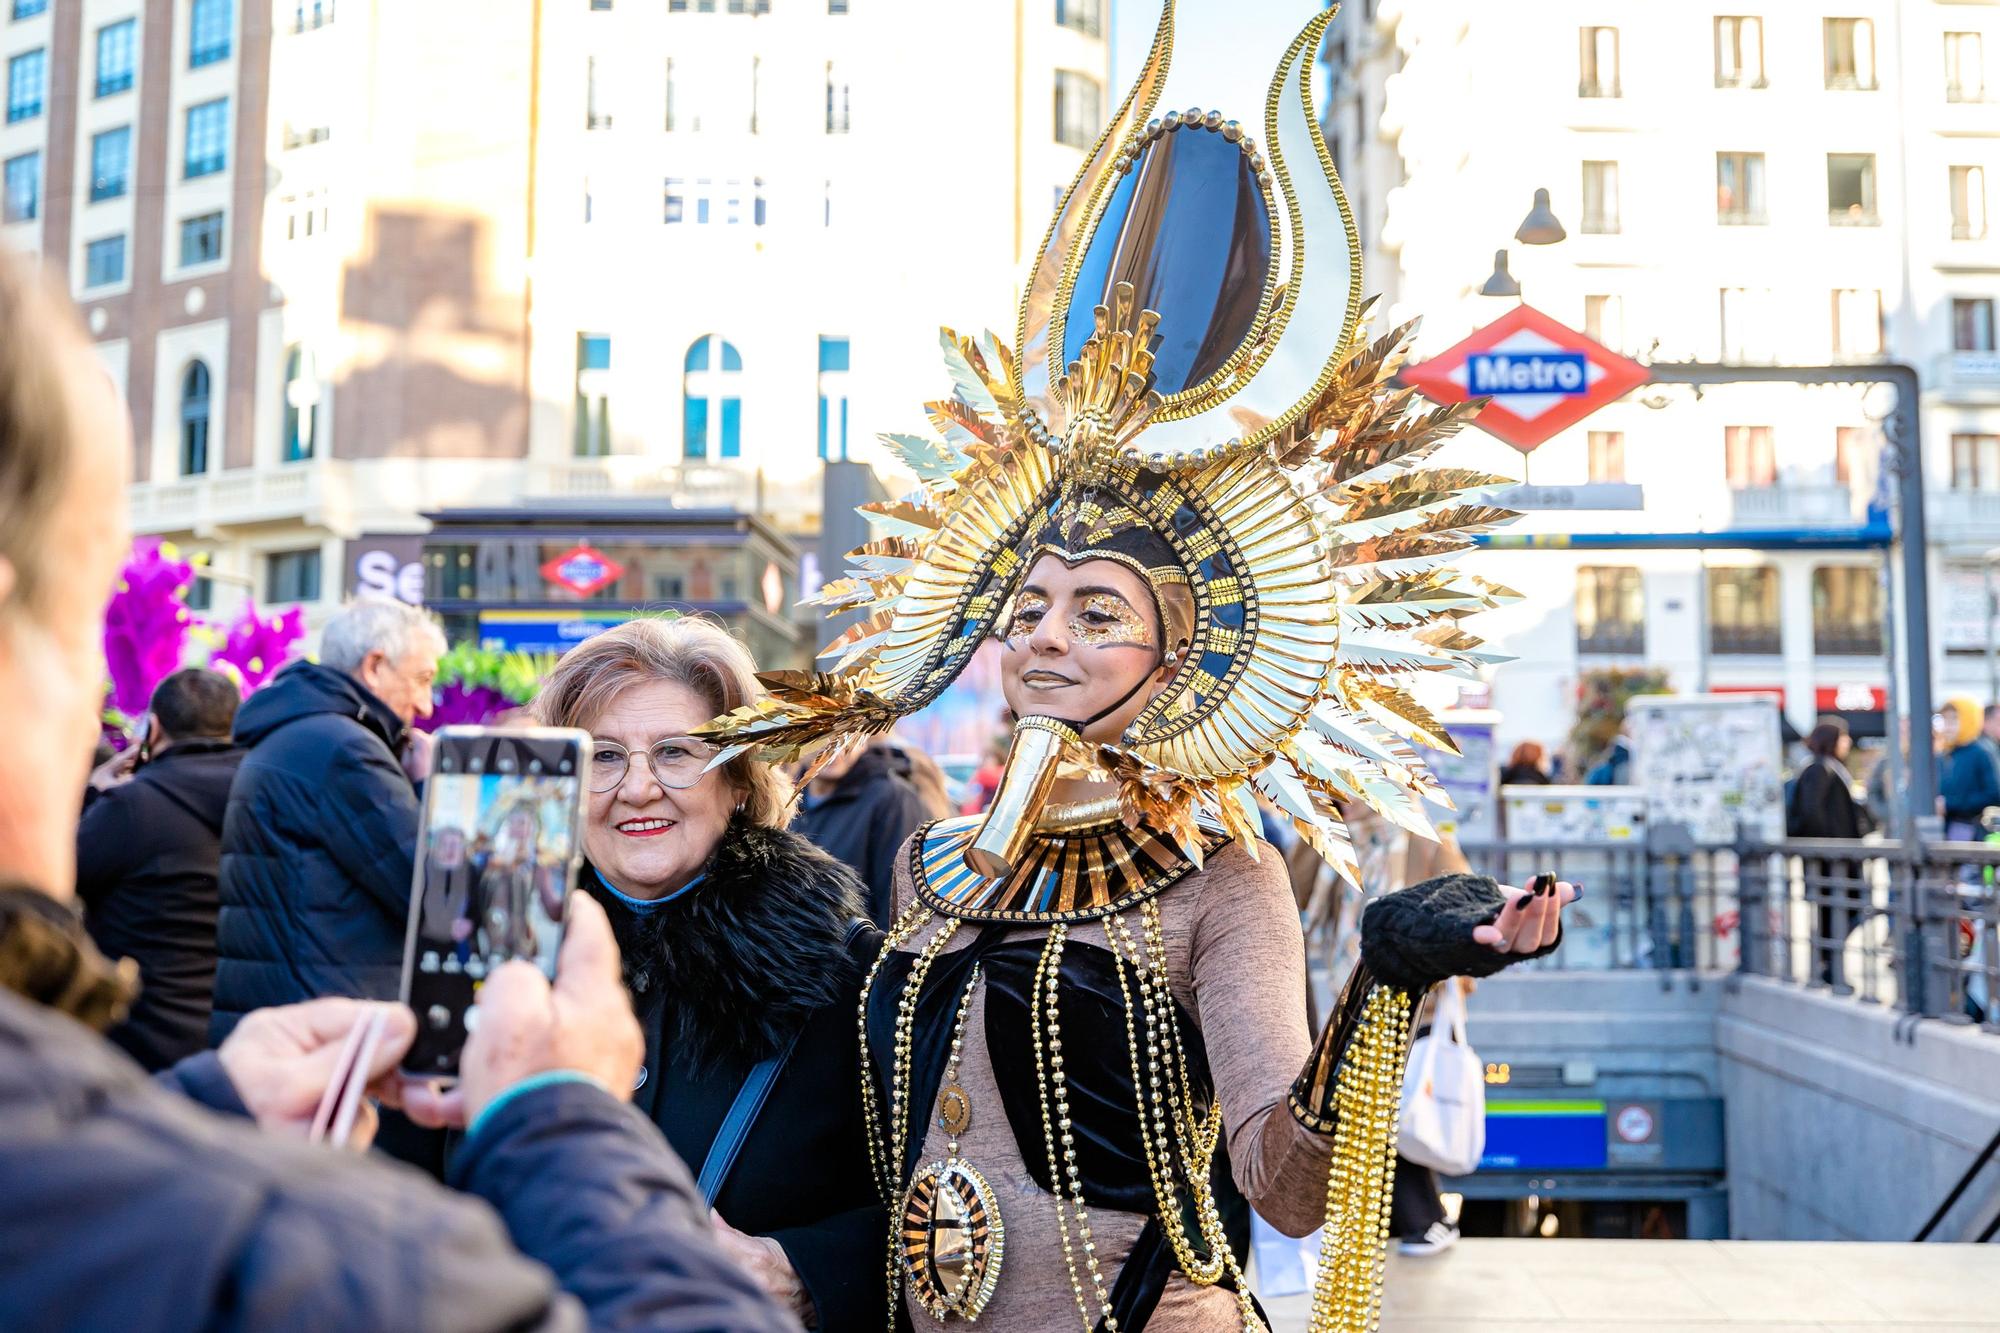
[1402,304,1652,453]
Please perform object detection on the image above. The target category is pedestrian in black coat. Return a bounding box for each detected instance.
[1787,719,1875,986]
[210,605,442,1043]
[791,741,930,927]
[77,667,243,1070]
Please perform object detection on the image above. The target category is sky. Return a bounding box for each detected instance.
[1111,0,1332,118]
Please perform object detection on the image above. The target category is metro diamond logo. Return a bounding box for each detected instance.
[541,544,625,598]
[1402,304,1652,453]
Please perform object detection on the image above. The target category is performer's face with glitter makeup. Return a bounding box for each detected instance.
[1001,555,1174,743]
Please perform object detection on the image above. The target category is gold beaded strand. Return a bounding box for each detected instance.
[1308,984,1412,1333]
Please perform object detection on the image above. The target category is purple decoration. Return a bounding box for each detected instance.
[209,604,306,695]
[102,539,196,717]
[417,683,515,733]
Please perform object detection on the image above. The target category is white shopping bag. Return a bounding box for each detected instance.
[1396,980,1485,1177]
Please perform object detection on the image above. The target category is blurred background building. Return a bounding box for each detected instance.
[1320,0,2000,755]
[2,0,1107,661]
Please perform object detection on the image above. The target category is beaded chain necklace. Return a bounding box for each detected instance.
[859,886,1416,1333]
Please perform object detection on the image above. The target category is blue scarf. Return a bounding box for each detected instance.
[593,866,706,914]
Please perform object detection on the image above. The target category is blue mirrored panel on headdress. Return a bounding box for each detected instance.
[1061,126,1272,397]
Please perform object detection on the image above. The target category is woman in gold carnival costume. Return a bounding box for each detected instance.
[700,3,1575,1329]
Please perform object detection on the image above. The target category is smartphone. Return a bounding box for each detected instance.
[399,726,591,1078]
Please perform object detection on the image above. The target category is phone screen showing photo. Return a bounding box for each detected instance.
[401,729,587,1077]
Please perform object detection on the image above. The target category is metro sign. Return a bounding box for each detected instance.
[1403,304,1651,453]
[541,543,625,598]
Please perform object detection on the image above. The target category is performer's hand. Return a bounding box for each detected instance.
[711,1211,816,1327]
[1473,879,1575,954]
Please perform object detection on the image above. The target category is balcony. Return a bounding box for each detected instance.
[128,461,353,537]
[1576,626,1645,657]
[1723,484,1854,529]
[1711,625,1782,655]
[1933,350,2000,395]
[1929,487,2000,546]
[1814,624,1885,656]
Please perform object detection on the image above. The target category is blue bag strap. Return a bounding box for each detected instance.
[696,919,870,1206]
[698,1026,801,1207]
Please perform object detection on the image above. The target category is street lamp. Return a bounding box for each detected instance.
[1479,249,1521,297]
[1515,187,1567,245]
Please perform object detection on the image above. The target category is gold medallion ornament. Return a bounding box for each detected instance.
[900,965,1005,1321]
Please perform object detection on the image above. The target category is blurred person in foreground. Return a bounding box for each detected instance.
[0,247,793,1331]
[76,666,244,1069]
[209,595,446,1042]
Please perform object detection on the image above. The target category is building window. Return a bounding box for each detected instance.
[825,61,850,133]
[1054,69,1101,149]
[2,150,37,222]
[1576,567,1644,656]
[663,177,684,223]
[664,57,686,130]
[184,572,213,612]
[1952,432,2000,490]
[683,335,742,460]
[1830,288,1882,359]
[1056,0,1102,39]
[1827,153,1878,224]
[1720,287,1774,362]
[749,53,759,133]
[184,98,230,178]
[1578,26,1619,98]
[823,177,835,227]
[1715,16,1765,88]
[591,0,611,8]
[84,234,126,288]
[89,127,132,202]
[818,335,850,461]
[1709,566,1781,655]
[828,0,848,11]
[291,1,334,33]
[1724,425,1776,488]
[180,361,210,475]
[1583,293,1624,350]
[725,0,770,11]
[1587,430,1625,483]
[1813,566,1882,655]
[11,0,47,16]
[574,334,611,457]
[280,123,330,149]
[1835,426,1868,486]
[96,18,136,97]
[1716,151,1767,224]
[1954,297,1996,352]
[586,56,610,129]
[189,0,232,67]
[265,548,323,605]
[7,48,45,123]
[1580,160,1619,233]
[283,345,317,461]
[180,210,224,266]
[1951,165,1988,239]
[1824,17,1876,91]
[1946,31,1984,102]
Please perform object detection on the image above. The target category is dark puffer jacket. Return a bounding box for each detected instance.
[209,662,420,1043]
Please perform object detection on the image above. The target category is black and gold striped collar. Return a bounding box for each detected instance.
[910,815,1228,923]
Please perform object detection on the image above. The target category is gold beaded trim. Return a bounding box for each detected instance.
[1309,984,1413,1333]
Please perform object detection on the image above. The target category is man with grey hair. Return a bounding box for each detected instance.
[211,597,445,1050]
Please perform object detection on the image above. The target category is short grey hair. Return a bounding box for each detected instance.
[320,597,446,675]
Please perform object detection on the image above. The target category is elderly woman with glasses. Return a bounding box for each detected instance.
[530,616,882,1331]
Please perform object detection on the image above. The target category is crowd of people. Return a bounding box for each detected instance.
[0,223,1576,1320]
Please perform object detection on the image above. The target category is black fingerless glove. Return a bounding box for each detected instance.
[1360,871,1561,991]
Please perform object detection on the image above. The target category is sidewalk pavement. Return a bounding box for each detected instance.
[1262,1238,2000,1331]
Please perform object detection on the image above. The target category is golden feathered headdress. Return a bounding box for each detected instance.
[699,1,1520,883]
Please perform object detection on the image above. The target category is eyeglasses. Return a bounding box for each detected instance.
[588,736,720,793]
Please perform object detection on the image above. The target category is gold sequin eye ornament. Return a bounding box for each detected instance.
[1070,594,1153,648]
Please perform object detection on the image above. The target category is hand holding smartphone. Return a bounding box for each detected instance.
[399,727,591,1079]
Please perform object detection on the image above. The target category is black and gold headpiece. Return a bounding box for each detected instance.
[700,0,1521,883]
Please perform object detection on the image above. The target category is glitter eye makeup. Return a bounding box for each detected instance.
[1071,593,1153,648]
[1007,592,1051,646]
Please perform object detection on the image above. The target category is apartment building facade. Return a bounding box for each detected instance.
[1324,0,2000,754]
